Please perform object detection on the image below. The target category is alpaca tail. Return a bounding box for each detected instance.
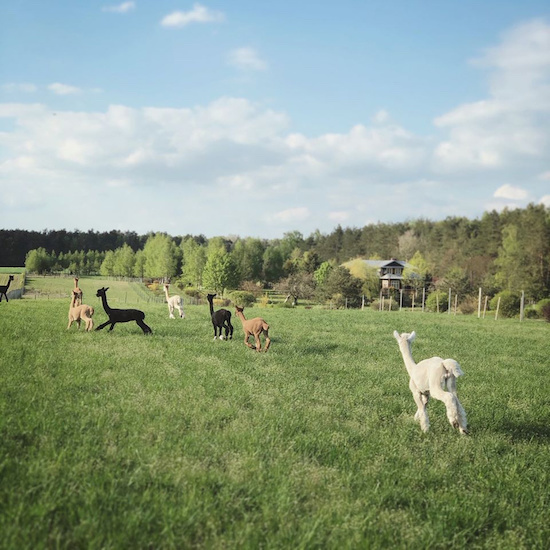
[443,359,464,378]
[262,322,269,332]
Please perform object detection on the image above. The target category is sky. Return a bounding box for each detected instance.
[1,0,549,240]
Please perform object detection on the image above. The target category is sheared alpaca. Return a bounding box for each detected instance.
[68,290,94,331]
[95,287,152,334]
[235,305,270,352]
[73,277,83,306]
[207,293,233,340]
[163,284,185,319]
[393,331,468,434]
[0,275,14,302]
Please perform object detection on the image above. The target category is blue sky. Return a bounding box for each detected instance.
[1,1,549,239]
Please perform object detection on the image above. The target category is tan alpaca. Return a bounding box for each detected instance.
[73,277,83,306]
[67,290,94,331]
[234,305,271,352]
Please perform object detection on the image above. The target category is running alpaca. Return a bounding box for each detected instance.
[95,287,152,334]
[393,331,468,434]
[0,275,14,302]
[72,277,83,306]
[163,284,185,319]
[67,290,94,331]
[235,305,270,352]
[207,293,233,340]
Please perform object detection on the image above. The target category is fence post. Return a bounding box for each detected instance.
[520,290,525,322]
[477,287,482,318]
[436,292,439,313]
[422,287,426,312]
[448,288,451,315]
[399,289,403,311]
[454,294,458,316]
[362,295,365,310]
[388,296,392,311]
[495,296,501,320]
[483,296,488,319]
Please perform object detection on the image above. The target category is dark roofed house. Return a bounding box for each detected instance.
[362,259,415,291]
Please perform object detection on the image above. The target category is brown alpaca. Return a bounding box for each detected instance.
[234,305,271,352]
[73,277,83,306]
[67,290,94,331]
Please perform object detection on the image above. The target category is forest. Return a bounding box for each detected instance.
[2,203,549,305]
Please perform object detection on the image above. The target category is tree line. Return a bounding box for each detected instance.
[3,203,549,304]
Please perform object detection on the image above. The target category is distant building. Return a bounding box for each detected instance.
[361,259,415,291]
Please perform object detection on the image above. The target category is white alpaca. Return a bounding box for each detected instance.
[163,284,185,319]
[393,331,468,434]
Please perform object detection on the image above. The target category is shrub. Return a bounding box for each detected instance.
[229,291,256,308]
[458,296,478,315]
[425,290,448,313]
[490,291,521,318]
[542,303,550,323]
[535,298,550,317]
[184,287,202,299]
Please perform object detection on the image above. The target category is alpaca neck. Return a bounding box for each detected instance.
[164,286,170,301]
[398,342,417,374]
[99,293,111,313]
[207,298,214,316]
[70,293,77,308]
[235,310,246,325]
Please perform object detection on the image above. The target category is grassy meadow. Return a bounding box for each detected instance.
[0,279,549,549]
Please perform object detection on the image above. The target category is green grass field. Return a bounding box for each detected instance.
[0,281,549,549]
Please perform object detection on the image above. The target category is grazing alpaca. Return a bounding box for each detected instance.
[163,284,185,319]
[73,277,83,306]
[0,275,14,302]
[393,331,468,434]
[95,287,152,334]
[206,293,233,340]
[235,305,270,352]
[67,290,94,331]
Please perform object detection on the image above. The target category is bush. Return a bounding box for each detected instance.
[458,296,478,315]
[535,298,550,317]
[542,303,550,323]
[229,291,256,308]
[425,290,449,313]
[184,287,202,299]
[490,291,521,318]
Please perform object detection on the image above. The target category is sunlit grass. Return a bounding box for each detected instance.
[0,294,549,548]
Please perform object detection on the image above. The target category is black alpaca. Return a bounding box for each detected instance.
[0,275,14,302]
[207,293,233,340]
[95,287,152,334]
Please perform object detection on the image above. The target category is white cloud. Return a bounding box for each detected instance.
[227,48,267,71]
[270,207,311,224]
[102,2,135,13]
[48,83,82,96]
[538,170,550,180]
[540,195,550,207]
[161,4,224,27]
[432,19,550,173]
[329,211,350,223]
[494,184,529,200]
[1,83,37,93]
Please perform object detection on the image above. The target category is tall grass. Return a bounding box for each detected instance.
[0,294,549,549]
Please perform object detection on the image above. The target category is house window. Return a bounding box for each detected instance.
[391,280,400,289]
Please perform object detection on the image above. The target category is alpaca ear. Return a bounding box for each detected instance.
[105,287,109,292]
[393,330,400,340]
[409,331,416,342]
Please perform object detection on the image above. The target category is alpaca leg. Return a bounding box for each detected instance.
[136,319,152,334]
[228,320,233,339]
[108,323,115,331]
[178,306,185,318]
[409,380,429,431]
[169,305,175,319]
[263,329,271,351]
[254,334,262,352]
[244,332,255,350]
[95,320,111,331]
[430,384,466,433]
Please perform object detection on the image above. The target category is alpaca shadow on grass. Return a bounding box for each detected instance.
[298,343,339,356]
[497,420,550,442]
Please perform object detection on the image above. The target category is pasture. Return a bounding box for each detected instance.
[0,283,549,549]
